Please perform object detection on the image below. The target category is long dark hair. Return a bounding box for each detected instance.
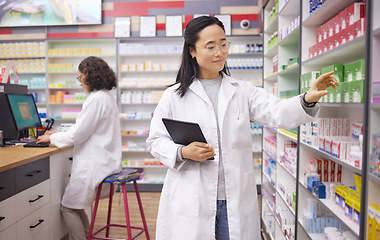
[172,16,230,97]
[78,56,117,92]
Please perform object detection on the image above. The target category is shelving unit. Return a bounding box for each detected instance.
[262,0,300,239]
[46,39,116,122]
[262,0,376,239]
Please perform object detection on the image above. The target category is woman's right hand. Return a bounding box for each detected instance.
[181,142,215,162]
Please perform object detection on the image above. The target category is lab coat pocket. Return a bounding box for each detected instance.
[171,169,200,217]
[232,112,252,148]
[241,170,258,216]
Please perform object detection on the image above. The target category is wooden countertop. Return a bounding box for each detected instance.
[0,145,73,172]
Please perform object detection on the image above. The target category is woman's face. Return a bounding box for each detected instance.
[190,24,228,79]
[77,71,90,93]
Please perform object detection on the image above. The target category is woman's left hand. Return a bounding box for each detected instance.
[305,71,339,103]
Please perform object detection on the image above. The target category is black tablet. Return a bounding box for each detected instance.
[162,118,214,160]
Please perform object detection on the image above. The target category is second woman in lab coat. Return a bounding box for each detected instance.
[146,16,338,240]
[37,56,122,240]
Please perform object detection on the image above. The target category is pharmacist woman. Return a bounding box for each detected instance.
[146,16,338,240]
[37,56,122,240]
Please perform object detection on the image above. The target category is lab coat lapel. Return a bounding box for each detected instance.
[218,74,237,133]
[189,78,213,107]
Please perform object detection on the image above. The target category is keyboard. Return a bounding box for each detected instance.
[23,141,50,148]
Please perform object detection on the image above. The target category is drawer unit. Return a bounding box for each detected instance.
[15,180,50,220]
[0,223,16,239]
[0,195,16,232]
[15,157,49,194]
[16,203,51,240]
[0,168,15,202]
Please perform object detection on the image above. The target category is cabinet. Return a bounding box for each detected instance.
[262,0,373,239]
[0,147,72,239]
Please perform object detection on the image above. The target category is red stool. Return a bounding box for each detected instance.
[87,169,150,240]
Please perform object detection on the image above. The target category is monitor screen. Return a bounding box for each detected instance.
[7,94,42,130]
[0,93,19,141]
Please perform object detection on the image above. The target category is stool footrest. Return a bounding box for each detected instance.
[92,224,145,240]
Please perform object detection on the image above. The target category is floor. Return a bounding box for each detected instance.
[93,191,263,240]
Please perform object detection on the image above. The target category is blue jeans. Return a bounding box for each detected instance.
[215,200,230,240]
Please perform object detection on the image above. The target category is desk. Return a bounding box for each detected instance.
[0,145,73,240]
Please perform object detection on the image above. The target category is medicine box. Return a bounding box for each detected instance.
[354,200,360,225]
[352,59,365,81]
[321,64,344,82]
[345,2,365,27]
[340,81,350,103]
[368,205,377,240]
[345,195,354,220]
[333,85,342,103]
[349,80,365,103]
[335,186,344,209]
[344,62,354,82]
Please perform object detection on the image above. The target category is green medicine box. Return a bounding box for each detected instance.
[349,80,365,103]
[287,57,299,66]
[344,62,354,82]
[352,59,365,81]
[301,71,320,89]
[333,85,342,103]
[326,88,334,103]
[321,64,344,83]
[340,82,350,103]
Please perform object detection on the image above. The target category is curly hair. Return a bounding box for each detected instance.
[78,56,117,92]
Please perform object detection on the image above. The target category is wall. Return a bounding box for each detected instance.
[0,0,263,40]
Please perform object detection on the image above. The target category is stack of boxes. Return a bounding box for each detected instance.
[301,59,365,103]
[119,77,174,88]
[0,41,45,58]
[368,205,380,240]
[304,157,342,200]
[308,0,328,15]
[49,91,87,104]
[309,2,366,59]
[301,71,320,94]
[120,90,164,104]
[301,117,363,168]
[275,206,295,239]
[0,59,45,73]
[369,134,380,178]
[302,198,347,234]
[266,0,279,27]
[304,157,362,225]
[335,173,362,225]
[48,48,103,56]
[278,16,300,42]
[119,43,181,55]
[47,63,74,72]
[267,32,278,52]
[279,89,298,100]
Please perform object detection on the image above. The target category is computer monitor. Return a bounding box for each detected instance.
[0,93,19,141]
[6,94,42,131]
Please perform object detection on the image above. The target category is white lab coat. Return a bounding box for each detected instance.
[50,90,122,209]
[146,73,319,240]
